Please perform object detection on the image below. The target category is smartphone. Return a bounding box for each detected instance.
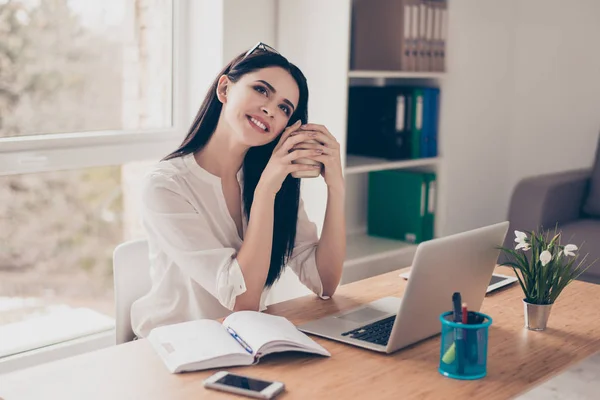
[203,371,285,399]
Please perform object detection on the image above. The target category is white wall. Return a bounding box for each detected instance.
[277,0,351,235]
[509,0,600,191]
[440,0,516,236]
[222,0,276,61]
[186,0,278,135]
[441,0,600,236]
[214,0,600,240]
[187,0,224,122]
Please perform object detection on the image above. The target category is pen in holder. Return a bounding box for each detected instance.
[439,311,492,380]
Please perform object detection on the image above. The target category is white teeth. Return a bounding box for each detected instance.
[250,117,267,131]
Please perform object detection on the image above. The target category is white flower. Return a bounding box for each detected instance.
[562,244,578,257]
[514,230,527,242]
[514,230,530,251]
[540,250,552,266]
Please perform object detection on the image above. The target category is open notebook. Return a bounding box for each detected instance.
[148,311,331,373]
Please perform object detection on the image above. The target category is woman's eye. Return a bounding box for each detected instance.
[279,105,290,115]
[254,86,268,95]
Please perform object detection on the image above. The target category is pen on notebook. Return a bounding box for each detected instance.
[227,327,253,355]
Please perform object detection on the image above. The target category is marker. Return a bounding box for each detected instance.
[452,293,462,323]
[452,293,464,374]
[462,303,469,367]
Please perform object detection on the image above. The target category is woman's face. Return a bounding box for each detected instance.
[219,67,300,147]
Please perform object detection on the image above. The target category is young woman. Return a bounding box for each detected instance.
[131,43,346,338]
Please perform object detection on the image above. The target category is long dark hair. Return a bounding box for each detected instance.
[163,48,309,288]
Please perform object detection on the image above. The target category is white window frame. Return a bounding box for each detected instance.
[0,0,191,372]
[0,0,189,176]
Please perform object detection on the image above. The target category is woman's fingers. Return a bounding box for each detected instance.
[290,142,329,153]
[307,154,335,164]
[301,123,334,138]
[282,148,325,164]
[287,163,322,173]
[297,123,338,143]
[278,132,317,154]
[291,130,337,148]
[274,120,302,151]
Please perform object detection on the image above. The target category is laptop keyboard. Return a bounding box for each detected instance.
[341,315,395,346]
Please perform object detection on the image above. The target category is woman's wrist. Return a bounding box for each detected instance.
[254,183,277,202]
[326,179,345,196]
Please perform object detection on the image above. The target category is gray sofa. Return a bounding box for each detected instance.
[500,150,600,284]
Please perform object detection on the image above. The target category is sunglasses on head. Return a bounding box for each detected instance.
[242,41,281,60]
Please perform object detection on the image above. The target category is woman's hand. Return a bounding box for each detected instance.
[256,120,324,196]
[290,124,345,191]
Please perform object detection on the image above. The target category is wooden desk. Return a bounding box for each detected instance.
[1,267,600,400]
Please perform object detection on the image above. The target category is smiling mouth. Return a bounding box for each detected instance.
[247,116,269,132]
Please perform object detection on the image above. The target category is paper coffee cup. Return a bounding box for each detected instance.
[291,139,322,178]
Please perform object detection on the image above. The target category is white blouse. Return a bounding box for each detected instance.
[131,153,327,338]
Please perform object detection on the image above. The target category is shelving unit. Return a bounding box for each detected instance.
[277,0,446,285]
[343,232,417,267]
[348,70,445,80]
[345,155,440,175]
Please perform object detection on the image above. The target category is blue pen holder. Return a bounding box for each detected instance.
[438,311,492,380]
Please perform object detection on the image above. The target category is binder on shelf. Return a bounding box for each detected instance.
[426,0,435,72]
[431,0,442,72]
[423,172,436,241]
[429,88,440,157]
[440,0,448,72]
[347,86,440,161]
[348,0,447,72]
[367,169,436,244]
[421,87,440,157]
[410,88,424,158]
[350,0,411,71]
[347,86,413,160]
[408,0,420,71]
[416,0,429,72]
[402,0,413,71]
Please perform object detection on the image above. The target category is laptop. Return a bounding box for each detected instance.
[297,221,510,353]
[398,271,518,293]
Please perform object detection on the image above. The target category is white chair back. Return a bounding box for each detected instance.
[112,239,151,344]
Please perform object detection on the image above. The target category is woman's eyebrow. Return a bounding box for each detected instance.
[255,80,296,112]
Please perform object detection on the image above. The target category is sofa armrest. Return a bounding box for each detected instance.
[500,169,591,259]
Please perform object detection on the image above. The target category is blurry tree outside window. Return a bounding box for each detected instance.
[0,0,174,353]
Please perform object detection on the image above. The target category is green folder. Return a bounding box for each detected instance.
[422,172,436,242]
[367,169,436,243]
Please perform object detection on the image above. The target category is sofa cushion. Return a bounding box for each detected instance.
[558,219,600,283]
[583,133,600,217]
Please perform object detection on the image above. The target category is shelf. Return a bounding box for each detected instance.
[344,232,417,267]
[348,70,445,79]
[345,155,440,175]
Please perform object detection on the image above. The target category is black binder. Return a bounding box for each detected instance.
[347,86,413,160]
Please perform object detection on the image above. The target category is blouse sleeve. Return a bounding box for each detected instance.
[140,172,247,310]
[287,198,329,299]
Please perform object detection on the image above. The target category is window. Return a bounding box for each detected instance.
[0,0,183,358]
[0,0,173,138]
[0,162,156,358]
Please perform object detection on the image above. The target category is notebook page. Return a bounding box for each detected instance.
[148,319,249,371]
[223,311,330,357]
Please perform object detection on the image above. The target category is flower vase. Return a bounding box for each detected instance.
[523,300,553,331]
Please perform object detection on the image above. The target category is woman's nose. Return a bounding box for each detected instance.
[261,105,275,118]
